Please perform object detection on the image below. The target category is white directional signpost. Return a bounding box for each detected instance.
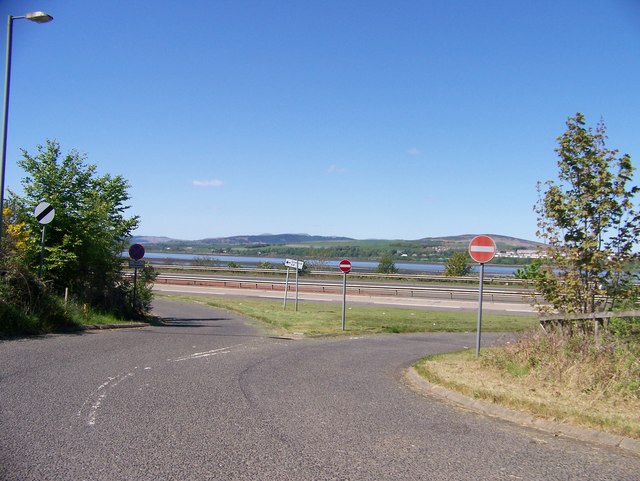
[339,259,352,331]
[283,258,304,311]
[468,235,497,357]
[34,202,55,278]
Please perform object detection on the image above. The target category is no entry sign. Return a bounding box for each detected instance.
[469,235,497,358]
[339,259,352,273]
[339,259,352,330]
[468,235,497,264]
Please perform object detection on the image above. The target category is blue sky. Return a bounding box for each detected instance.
[2,1,639,241]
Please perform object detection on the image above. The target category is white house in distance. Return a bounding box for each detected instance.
[494,249,544,259]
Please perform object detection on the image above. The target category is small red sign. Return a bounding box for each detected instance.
[468,235,496,263]
[339,259,352,273]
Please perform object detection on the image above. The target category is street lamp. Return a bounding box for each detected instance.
[0,11,53,242]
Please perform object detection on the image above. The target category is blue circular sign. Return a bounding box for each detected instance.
[128,243,145,260]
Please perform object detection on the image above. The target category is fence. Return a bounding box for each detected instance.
[539,310,640,337]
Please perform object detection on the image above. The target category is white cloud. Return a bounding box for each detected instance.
[193,178,224,187]
[328,164,345,173]
[407,148,421,156]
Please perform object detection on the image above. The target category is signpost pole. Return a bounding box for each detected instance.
[468,235,496,358]
[133,265,138,309]
[295,259,299,312]
[128,244,146,312]
[38,224,45,279]
[341,271,347,331]
[338,259,352,331]
[34,202,55,279]
[283,267,290,310]
[476,262,485,358]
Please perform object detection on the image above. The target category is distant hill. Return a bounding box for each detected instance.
[131,233,541,249]
[130,233,354,246]
[129,236,176,244]
[200,234,354,245]
[419,234,543,250]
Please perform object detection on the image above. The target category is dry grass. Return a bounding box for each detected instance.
[416,330,640,439]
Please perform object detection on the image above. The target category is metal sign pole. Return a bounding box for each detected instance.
[133,265,138,310]
[38,224,45,279]
[476,262,485,358]
[341,272,347,331]
[295,260,299,312]
[34,202,55,279]
[283,267,290,310]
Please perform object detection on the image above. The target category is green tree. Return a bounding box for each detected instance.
[11,140,140,311]
[376,253,398,274]
[444,252,471,277]
[514,258,544,280]
[534,113,640,314]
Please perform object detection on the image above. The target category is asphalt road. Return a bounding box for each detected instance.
[1,298,638,480]
[153,280,535,314]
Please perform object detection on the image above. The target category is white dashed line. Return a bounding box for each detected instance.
[171,343,245,362]
[78,371,135,426]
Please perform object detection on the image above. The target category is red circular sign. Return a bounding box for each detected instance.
[468,235,496,263]
[339,259,352,273]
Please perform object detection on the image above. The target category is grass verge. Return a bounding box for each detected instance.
[0,300,144,338]
[415,333,640,439]
[161,294,537,336]
[64,303,145,327]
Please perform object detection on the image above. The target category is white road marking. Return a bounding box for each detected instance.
[78,371,135,426]
[77,343,248,427]
[173,346,231,361]
[171,343,245,362]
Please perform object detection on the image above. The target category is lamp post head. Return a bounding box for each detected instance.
[24,12,53,23]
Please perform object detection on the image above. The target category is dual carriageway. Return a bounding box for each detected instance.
[149,266,536,314]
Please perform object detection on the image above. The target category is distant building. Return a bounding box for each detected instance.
[494,249,544,259]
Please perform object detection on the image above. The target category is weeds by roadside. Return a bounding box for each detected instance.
[417,329,640,439]
[483,330,640,400]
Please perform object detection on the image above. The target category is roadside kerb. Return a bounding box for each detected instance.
[61,322,149,331]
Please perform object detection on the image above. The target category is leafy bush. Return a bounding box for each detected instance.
[444,252,471,277]
[609,316,640,341]
[376,253,398,274]
[514,259,544,280]
[115,265,157,319]
[0,246,70,336]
